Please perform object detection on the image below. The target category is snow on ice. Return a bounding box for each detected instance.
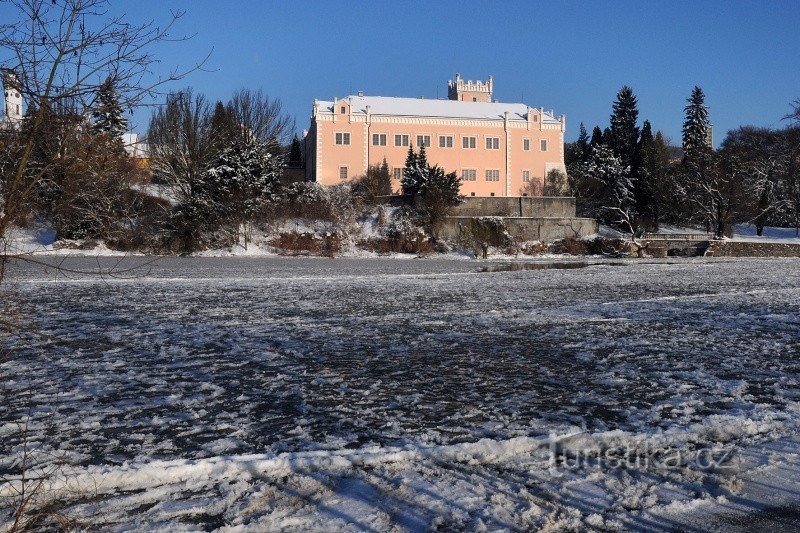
[1,256,800,530]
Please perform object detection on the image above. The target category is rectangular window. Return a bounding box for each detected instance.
[335,132,350,145]
[540,139,548,151]
[486,137,500,150]
[339,166,348,180]
[461,169,477,181]
[393,168,402,181]
[485,169,500,182]
[394,134,409,147]
[340,106,346,115]
[462,136,476,149]
[523,138,531,151]
[416,135,431,148]
[522,170,531,182]
[372,133,387,146]
[439,135,453,148]
[533,115,539,123]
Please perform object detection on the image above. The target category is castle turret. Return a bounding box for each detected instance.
[447,73,493,102]
[2,71,23,125]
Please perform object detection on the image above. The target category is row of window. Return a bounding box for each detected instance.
[337,165,535,183]
[461,169,533,182]
[336,132,548,151]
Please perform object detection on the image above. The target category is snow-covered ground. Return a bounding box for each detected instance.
[2,257,800,530]
[732,224,800,244]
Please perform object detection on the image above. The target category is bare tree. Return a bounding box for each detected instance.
[146,89,215,250]
[227,88,295,153]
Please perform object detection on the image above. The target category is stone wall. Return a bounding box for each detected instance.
[438,216,598,244]
[450,196,576,218]
[706,241,800,257]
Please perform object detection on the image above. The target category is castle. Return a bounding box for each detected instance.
[303,74,567,197]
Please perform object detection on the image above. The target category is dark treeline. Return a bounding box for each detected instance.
[567,86,800,238]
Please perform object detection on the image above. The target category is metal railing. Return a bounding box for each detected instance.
[642,233,713,241]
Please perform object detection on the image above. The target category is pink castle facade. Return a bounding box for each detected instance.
[303,74,567,197]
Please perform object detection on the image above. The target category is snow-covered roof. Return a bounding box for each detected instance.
[316,95,561,123]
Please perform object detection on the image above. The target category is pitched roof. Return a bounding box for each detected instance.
[316,95,561,123]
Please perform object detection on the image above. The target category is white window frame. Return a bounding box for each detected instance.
[416,134,431,148]
[439,134,454,148]
[339,166,348,180]
[335,132,351,145]
[540,139,548,152]
[461,168,477,181]
[394,133,410,147]
[522,170,531,182]
[523,138,531,151]
[372,133,387,146]
[485,169,500,182]
[485,137,500,150]
[462,136,477,149]
[392,168,403,181]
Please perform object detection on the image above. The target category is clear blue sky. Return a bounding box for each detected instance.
[4,1,800,146]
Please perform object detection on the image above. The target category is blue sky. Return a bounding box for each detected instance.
[3,1,799,146]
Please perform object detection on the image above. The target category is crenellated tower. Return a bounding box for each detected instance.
[2,70,23,125]
[448,73,493,102]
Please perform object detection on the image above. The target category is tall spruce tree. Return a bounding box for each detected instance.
[682,86,711,159]
[590,125,604,148]
[610,85,640,168]
[634,120,656,228]
[401,144,421,196]
[577,122,590,161]
[91,77,128,139]
[288,134,303,168]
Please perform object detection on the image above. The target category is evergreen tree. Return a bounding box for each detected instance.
[417,165,462,228]
[586,144,634,230]
[634,120,656,228]
[609,85,640,168]
[91,77,128,139]
[209,100,236,155]
[203,138,285,227]
[401,144,423,196]
[576,122,590,161]
[682,86,711,159]
[288,134,303,168]
[590,126,604,148]
[602,127,613,147]
[417,142,428,170]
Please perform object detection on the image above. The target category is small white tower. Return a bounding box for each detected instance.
[2,71,23,126]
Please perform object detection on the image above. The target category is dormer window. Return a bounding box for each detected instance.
[340,106,346,114]
[533,115,539,123]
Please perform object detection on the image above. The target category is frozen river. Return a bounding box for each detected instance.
[2,256,800,530]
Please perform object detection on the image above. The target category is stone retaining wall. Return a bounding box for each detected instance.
[450,196,576,218]
[438,216,598,244]
[706,241,800,257]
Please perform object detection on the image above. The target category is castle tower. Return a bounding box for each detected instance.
[2,71,23,125]
[447,73,493,102]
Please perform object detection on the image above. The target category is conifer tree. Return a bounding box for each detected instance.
[682,86,711,159]
[634,120,656,228]
[401,144,420,196]
[91,77,128,139]
[417,142,428,170]
[577,122,590,161]
[590,126,604,148]
[209,100,236,155]
[288,134,303,168]
[602,127,613,147]
[610,85,640,168]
